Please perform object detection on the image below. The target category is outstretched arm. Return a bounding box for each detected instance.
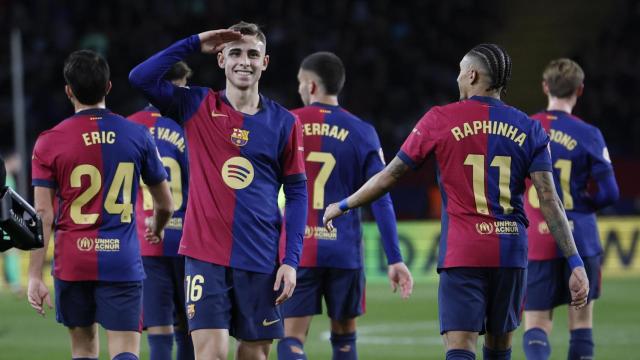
[531,170,589,308]
[323,156,410,230]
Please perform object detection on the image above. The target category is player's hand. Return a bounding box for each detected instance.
[27,277,52,316]
[274,264,296,305]
[388,262,414,299]
[197,29,243,54]
[144,217,163,244]
[569,266,589,309]
[323,202,347,232]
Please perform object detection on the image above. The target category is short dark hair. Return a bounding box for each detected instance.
[543,58,584,98]
[300,52,346,95]
[63,50,110,105]
[467,44,512,95]
[164,61,193,82]
[229,21,266,47]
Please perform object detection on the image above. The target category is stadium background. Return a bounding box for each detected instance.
[0,0,639,359]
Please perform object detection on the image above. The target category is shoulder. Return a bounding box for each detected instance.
[109,113,152,136]
[263,96,297,124]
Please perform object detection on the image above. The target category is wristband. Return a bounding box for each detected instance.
[567,254,584,271]
[338,198,350,212]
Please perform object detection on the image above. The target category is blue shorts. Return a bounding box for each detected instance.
[438,267,526,335]
[54,278,143,332]
[184,257,283,341]
[281,267,365,321]
[525,255,602,310]
[142,256,186,328]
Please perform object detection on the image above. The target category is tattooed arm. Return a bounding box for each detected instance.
[531,170,590,308]
[323,157,409,229]
[530,171,578,257]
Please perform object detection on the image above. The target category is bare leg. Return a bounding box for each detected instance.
[191,328,229,360]
[69,323,99,359]
[106,330,141,359]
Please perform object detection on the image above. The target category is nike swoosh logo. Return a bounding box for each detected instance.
[262,318,280,326]
[211,111,228,117]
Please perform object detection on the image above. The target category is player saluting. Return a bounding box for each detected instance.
[128,61,194,360]
[129,22,308,360]
[323,44,590,360]
[277,52,413,360]
[522,59,619,360]
[28,50,174,360]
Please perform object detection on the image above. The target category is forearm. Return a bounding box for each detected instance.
[283,180,308,268]
[129,35,200,109]
[590,173,619,210]
[28,212,52,279]
[345,157,408,209]
[532,171,579,257]
[149,180,174,234]
[370,194,403,264]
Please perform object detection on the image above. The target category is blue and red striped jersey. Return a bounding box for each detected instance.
[128,105,189,257]
[280,103,402,269]
[525,110,614,260]
[31,108,167,281]
[129,35,307,273]
[398,96,552,269]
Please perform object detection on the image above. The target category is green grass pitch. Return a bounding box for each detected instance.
[0,278,637,359]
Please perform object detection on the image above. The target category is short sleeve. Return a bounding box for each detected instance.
[528,120,553,173]
[586,128,614,180]
[362,124,386,180]
[397,108,440,169]
[281,116,307,183]
[31,133,57,188]
[140,129,168,186]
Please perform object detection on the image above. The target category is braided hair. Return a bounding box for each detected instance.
[467,44,512,95]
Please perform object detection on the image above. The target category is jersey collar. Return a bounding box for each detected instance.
[469,95,503,106]
[75,108,111,116]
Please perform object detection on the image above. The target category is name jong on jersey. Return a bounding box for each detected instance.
[398,96,552,269]
[31,108,168,281]
[165,88,306,274]
[128,105,189,257]
[279,103,387,269]
[525,110,614,260]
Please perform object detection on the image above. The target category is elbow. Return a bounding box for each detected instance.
[128,66,146,89]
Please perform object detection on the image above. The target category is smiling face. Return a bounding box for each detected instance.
[217,35,269,91]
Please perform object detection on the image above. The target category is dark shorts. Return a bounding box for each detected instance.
[142,256,186,328]
[525,255,602,311]
[281,267,365,321]
[184,257,283,341]
[438,267,526,335]
[54,278,143,332]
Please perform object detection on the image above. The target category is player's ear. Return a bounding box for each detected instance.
[576,83,584,98]
[105,81,112,95]
[469,69,479,85]
[310,80,317,95]
[542,81,550,96]
[64,85,74,100]
[262,54,269,71]
[217,51,225,69]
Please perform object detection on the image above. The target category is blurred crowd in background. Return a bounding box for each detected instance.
[0,0,637,220]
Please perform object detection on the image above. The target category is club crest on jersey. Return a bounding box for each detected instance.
[231,128,250,147]
[187,304,195,319]
[222,156,255,190]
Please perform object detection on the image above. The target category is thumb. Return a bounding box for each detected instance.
[45,293,53,309]
[273,270,283,291]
